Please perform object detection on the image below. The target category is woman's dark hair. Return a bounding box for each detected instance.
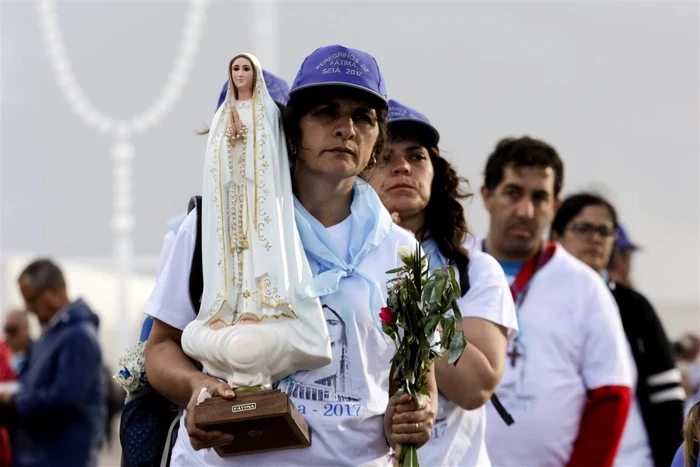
[551,192,618,237]
[390,126,472,272]
[281,86,389,170]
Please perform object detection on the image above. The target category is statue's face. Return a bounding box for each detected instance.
[231,57,254,95]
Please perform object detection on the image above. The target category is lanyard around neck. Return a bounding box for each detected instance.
[482,239,557,309]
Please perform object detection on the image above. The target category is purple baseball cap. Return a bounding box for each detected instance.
[289,45,387,105]
[263,70,290,106]
[388,99,440,147]
[615,223,640,251]
[217,69,290,109]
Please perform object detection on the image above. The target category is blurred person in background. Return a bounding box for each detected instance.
[608,223,638,289]
[0,340,16,467]
[671,387,700,467]
[477,137,633,467]
[368,99,517,466]
[3,310,32,376]
[0,259,106,467]
[551,192,684,467]
[673,333,700,410]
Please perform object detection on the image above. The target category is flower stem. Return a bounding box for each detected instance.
[396,443,419,467]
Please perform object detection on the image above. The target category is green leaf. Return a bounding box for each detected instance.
[385,267,405,275]
[448,331,467,365]
[422,314,441,337]
[413,244,422,294]
[440,317,455,350]
[402,444,420,467]
[447,265,460,296]
[446,287,455,309]
[451,298,463,322]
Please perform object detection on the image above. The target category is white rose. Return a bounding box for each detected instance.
[397,246,413,261]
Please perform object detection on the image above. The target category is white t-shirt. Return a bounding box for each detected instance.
[145,210,417,467]
[420,245,518,467]
[614,350,654,467]
[473,241,633,467]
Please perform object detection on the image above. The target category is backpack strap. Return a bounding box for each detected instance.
[187,196,203,315]
[457,259,471,298]
[456,259,515,427]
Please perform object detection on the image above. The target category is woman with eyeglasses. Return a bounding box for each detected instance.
[551,192,684,467]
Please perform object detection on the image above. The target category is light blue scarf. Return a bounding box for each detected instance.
[166,212,187,234]
[294,178,393,334]
[421,234,447,271]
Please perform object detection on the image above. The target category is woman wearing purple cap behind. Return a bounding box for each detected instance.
[368,99,518,466]
[144,46,437,466]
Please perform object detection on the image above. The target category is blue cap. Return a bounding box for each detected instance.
[387,99,440,146]
[217,69,290,109]
[262,70,290,106]
[289,45,387,104]
[616,223,640,251]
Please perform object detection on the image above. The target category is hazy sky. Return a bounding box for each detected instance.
[2,1,698,306]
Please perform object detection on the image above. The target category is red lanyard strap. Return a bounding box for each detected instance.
[509,241,557,305]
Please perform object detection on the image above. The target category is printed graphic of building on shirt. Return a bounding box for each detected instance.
[280,305,361,402]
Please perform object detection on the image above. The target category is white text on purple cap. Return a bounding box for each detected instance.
[316,51,370,77]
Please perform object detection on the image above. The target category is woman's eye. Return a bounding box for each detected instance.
[354,113,375,125]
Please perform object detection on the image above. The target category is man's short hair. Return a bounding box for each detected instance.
[18,259,66,291]
[483,136,564,196]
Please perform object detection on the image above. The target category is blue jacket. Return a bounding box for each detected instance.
[10,299,106,467]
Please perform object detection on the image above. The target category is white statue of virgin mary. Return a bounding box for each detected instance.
[181,53,331,389]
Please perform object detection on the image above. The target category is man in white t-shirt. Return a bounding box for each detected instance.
[477,136,633,467]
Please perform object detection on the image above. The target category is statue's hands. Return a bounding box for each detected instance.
[384,392,435,449]
[230,107,244,138]
[185,375,236,450]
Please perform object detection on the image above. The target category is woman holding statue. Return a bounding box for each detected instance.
[144,46,437,466]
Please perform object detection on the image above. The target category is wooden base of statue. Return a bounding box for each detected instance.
[193,389,311,457]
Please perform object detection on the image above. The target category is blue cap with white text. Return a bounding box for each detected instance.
[289,45,387,104]
[217,69,290,109]
[387,99,440,146]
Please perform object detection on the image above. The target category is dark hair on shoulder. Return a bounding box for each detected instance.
[551,192,618,237]
[425,148,471,272]
[19,258,66,291]
[389,126,471,272]
[282,86,389,170]
[483,136,564,196]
